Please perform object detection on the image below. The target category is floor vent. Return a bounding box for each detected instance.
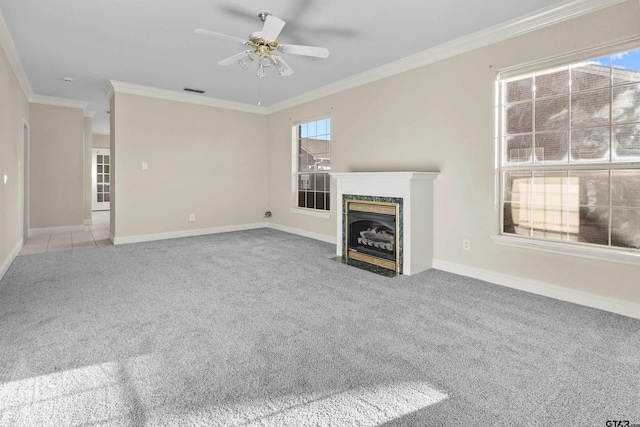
[183,88,205,94]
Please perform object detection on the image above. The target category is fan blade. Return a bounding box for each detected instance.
[273,56,294,76]
[279,44,329,58]
[261,15,286,41]
[195,29,248,45]
[218,51,251,66]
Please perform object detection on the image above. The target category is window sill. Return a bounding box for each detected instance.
[491,234,640,267]
[290,207,331,219]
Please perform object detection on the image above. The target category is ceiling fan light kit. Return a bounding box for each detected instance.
[195,12,329,79]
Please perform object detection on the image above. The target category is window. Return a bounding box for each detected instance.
[296,118,331,211]
[499,47,640,251]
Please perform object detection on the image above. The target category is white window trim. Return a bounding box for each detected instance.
[491,234,640,267]
[495,39,640,264]
[290,207,331,219]
[292,114,332,213]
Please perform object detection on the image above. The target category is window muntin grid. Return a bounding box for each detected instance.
[500,48,640,250]
[297,118,331,211]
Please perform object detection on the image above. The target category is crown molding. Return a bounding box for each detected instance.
[266,0,627,114]
[30,94,88,110]
[107,80,267,115]
[0,8,33,99]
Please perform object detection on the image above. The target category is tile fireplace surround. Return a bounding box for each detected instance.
[331,172,439,276]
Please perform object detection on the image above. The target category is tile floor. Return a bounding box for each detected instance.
[19,211,112,255]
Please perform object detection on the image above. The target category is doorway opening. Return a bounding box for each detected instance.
[92,148,110,211]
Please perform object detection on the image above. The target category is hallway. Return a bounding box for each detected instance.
[19,211,112,255]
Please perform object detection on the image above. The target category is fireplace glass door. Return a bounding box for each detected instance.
[345,200,400,273]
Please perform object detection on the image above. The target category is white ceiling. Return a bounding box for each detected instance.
[0,0,578,132]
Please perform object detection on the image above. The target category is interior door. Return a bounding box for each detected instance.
[92,149,110,211]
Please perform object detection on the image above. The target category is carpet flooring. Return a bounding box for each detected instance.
[0,228,639,426]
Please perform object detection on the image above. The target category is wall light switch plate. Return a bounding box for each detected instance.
[142,162,148,170]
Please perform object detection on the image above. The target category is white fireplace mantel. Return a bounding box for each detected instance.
[331,171,439,276]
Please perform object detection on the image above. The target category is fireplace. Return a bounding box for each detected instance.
[332,172,439,276]
[345,199,401,274]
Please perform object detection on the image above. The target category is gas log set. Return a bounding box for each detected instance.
[357,226,395,252]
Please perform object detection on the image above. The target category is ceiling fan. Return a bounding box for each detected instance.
[195,12,330,78]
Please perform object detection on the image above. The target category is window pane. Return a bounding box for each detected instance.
[104,175,109,183]
[315,174,326,191]
[505,102,532,134]
[306,192,315,209]
[504,134,533,165]
[504,171,532,204]
[299,174,313,191]
[612,123,640,162]
[505,78,533,102]
[571,88,610,128]
[315,192,325,210]
[571,58,611,92]
[317,157,330,171]
[612,170,640,208]
[611,209,640,249]
[97,194,103,203]
[104,155,109,164]
[298,154,309,172]
[298,191,306,208]
[97,175,103,183]
[529,172,578,240]
[535,131,568,164]
[577,207,609,245]
[612,84,640,124]
[535,97,569,131]
[570,127,610,163]
[97,184,103,193]
[612,49,640,86]
[569,170,610,207]
[503,202,531,236]
[316,120,327,136]
[97,155,103,163]
[97,165,103,173]
[535,68,569,98]
[104,193,110,202]
[532,171,569,209]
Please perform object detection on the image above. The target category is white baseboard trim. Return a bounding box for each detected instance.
[267,223,336,245]
[83,219,93,226]
[30,225,86,236]
[432,259,640,320]
[112,222,268,245]
[0,240,23,283]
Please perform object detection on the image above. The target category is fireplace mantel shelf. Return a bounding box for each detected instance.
[331,171,439,276]
[331,172,439,181]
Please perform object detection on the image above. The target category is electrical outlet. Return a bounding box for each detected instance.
[189,214,195,222]
[463,239,471,250]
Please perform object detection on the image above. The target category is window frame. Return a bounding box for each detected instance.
[494,39,640,266]
[291,115,332,217]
